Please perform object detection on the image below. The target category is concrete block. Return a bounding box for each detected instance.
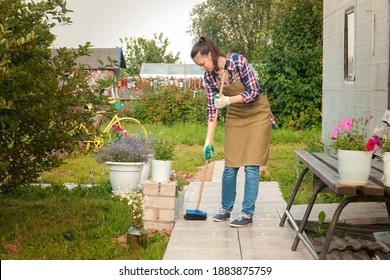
[144,208,175,222]
[144,220,174,234]
[142,180,176,197]
[147,195,175,209]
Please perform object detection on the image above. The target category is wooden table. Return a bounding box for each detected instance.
[279,150,390,259]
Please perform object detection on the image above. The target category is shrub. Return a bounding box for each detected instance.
[131,86,209,124]
[0,1,103,192]
[153,139,175,161]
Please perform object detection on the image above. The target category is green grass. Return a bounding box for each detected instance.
[1,124,342,260]
[0,183,168,260]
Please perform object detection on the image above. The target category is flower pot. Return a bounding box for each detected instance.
[140,154,153,182]
[337,150,372,186]
[141,162,151,181]
[174,188,187,218]
[151,159,172,183]
[382,152,390,187]
[107,161,144,194]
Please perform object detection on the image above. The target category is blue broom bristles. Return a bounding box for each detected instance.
[184,209,207,220]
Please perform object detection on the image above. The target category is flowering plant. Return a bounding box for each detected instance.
[115,187,148,227]
[331,117,381,152]
[95,129,153,163]
[153,139,175,160]
[110,124,128,141]
[381,138,390,153]
[170,170,190,197]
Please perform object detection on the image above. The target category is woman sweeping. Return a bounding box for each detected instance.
[191,36,272,227]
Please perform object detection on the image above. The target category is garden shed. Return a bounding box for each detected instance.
[138,63,205,90]
[51,47,127,98]
[139,63,203,79]
[322,0,389,145]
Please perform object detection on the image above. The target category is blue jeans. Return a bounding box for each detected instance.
[221,165,260,216]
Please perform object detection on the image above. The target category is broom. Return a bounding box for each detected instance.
[184,70,227,220]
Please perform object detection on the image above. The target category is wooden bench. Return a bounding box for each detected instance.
[279,150,390,259]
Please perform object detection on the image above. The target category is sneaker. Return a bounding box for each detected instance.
[229,214,253,228]
[212,208,231,222]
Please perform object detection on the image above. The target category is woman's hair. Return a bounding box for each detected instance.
[191,36,225,70]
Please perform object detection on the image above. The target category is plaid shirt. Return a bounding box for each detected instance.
[204,53,263,122]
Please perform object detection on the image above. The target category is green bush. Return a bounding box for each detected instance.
[255,0,323,130]
[0,0,103,191]
[131,86,208,124]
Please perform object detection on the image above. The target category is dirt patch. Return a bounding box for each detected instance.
[191,161,215,182]
[3,235,25,257]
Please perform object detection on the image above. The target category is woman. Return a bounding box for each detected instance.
[191,36,271,227]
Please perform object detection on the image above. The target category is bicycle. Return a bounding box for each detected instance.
[81,98,147,152]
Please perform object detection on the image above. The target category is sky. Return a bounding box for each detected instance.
[51,0,205,63]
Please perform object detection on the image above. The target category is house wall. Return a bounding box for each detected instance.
[322,0,389,146]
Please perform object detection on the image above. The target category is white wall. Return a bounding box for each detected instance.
[322,0,389,146]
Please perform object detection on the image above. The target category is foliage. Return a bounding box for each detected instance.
[95,134,153,163]
[254,0,323,129]
[0,183,168,260]
[0,0,103,192]
[188,0,272,62]
[381,139,390,153]
[313,211,327,236]
[131,86,208,124]
[115,186,147,228]
[331,117,380,152]
[39,123,222,185]
[170,170,190,197]
[120,33,180,76]
[153,139,175,161]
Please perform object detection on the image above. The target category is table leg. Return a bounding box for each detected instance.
[279,167,310,227]
[291,181,327,251]
[317,196,360,259]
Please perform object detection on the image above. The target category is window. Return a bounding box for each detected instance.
[344,7,355,81]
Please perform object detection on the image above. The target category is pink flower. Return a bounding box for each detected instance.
[331,123,339,139]
[341,118,353,131]
[365,138,377,151]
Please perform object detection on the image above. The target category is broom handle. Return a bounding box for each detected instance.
[195,70,227,210]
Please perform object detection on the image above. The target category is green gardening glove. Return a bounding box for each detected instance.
[203,138,215,160]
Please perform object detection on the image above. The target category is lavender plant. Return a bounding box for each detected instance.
[95,135,153,163]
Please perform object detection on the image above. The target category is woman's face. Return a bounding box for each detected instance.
[193,52,214,71]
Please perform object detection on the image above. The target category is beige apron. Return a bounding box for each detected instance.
[216,71,271,167]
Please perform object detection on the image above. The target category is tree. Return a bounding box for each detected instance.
[255,0,323,129]
[0,0,102,191]
[120,33,180,77]
[188,0,272,62]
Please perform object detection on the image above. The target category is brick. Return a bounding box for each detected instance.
[144,208,175,222]
[142,180,176,197]
[146,195,175,209]
[157,209,175,221]
[143,220,174,233]
[144,208,158,220]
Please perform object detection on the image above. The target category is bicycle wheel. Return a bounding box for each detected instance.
[108,117,148,140]
[93,136,104,152]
